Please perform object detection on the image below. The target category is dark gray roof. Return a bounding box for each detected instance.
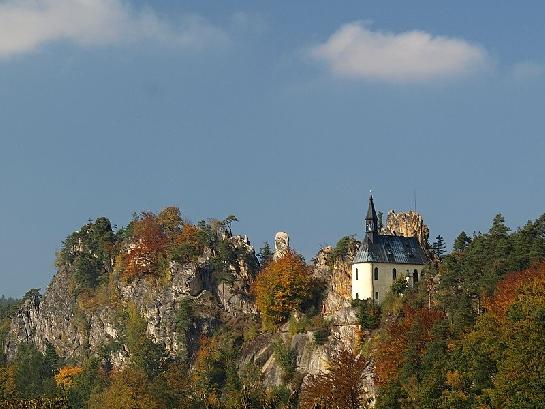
[353,234,428,265]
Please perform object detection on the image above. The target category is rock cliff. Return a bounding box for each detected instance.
[4,233,258,366]
[3,224,374,402]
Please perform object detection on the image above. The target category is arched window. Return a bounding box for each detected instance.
[413,269,419,283]
[355,268,359,281]
[355,292,359,299]
[374,267,379,281]
[375,291,379,300]
[392,268,397,280]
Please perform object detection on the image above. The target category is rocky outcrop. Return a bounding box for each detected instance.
[239,304,364,390]
[274,231,289,260]
[239,249,366,393]
[5,230,377,402]
[383,210,430,248]
[216,235,257,315]
[4,234,259,365]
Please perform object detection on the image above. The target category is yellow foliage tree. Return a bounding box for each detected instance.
[88,367,161,409]
[157,206,183,239]
[55,366,83,389]
[252,251,314,329]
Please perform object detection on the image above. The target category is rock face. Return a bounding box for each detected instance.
[239,247,374,399]
[273,231,289,260]
[4,230,377,403]
[383,210,430,248]
[4,234,259,365]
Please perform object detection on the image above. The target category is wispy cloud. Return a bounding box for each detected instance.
[309,22,489,83]
[0,0,229,58]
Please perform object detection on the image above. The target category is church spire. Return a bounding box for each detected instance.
[365,194,379,239]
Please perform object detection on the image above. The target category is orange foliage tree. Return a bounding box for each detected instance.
[55,366,83,389]
[484,263,545,319]
[170,223,207,263]
[373,306,444,386]
[252,251,314,329]
[123,212,169,280]
[121,207,210,279]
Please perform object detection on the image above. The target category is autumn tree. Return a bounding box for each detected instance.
[192,334,240,408]
[63,357,108,409]
[422,263,545,409]
[300,349,370,409]
[449,264,545,408]
[88,367,161,409]
[252,251,315,330]
[157,206,183,239]
[123,212,168,280]
[55,366,83,390]
[373,305,444,385]
[170,223,207,264]
[151,361,204,409]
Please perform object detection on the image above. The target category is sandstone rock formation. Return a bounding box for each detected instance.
[273,231,289,260]
[240,249,373,399]
[382,209,430,248]
[4,234,259,365]
[4,228,376,403]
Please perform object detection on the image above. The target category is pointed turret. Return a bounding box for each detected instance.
[365,195,379,240]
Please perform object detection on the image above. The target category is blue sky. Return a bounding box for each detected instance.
[1,1,545,296]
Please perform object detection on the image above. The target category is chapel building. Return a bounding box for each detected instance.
[351,195,428,302]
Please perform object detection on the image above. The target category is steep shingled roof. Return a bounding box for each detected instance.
[353,234,428,264]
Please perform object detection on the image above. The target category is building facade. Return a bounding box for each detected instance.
[351,196,428,302]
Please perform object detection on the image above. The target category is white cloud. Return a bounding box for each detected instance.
[309,22,489,83]
[512,61,545,81]
[0,0,229,58]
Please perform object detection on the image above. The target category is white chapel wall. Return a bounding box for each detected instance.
[352,262,424,303]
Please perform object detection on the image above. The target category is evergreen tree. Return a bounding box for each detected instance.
[257,242,273,266]
[432,235,447,259]
[5,344,60,399]
[453,231,472,252]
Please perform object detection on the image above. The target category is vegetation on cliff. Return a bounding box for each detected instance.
[252,251,320,330]
[1,209,545,408]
